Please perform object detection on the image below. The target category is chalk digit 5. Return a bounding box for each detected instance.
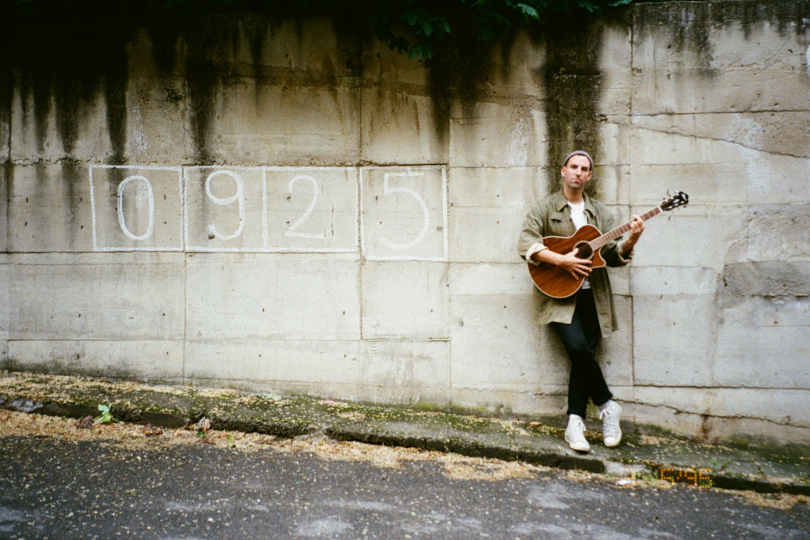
[379,172,429,250]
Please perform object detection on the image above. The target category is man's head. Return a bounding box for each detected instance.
[562,151,593,170]
[561,151,593,196]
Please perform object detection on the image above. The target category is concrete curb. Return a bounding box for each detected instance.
[1,372,808,496]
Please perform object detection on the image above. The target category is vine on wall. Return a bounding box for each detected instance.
[6,0,648,61]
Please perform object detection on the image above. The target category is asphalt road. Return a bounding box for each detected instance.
[1,435,808,540]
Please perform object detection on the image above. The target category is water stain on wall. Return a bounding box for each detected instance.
[421,8,619,194]
[533,10,613,196]
[9,14,131,163]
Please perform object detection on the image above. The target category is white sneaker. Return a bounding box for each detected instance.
[599,400,622,448]
[564,415,590,452]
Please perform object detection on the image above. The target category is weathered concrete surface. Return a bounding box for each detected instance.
[8,164,94,252]
[186,254,360,340]
[2,2,810,443]
[9,253,185,341]
[0,164,7,367]
[2,372,809,495]
[360,36,447,166]
[0,256,7,367]
[621,1,810,442]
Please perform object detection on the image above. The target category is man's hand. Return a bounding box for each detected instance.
[532,247,592,280]
[557,249,592,280]
[621,215,645,256]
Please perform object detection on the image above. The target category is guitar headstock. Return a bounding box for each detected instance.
[660,191,689,212]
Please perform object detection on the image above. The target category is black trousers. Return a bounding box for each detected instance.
[550,288,613,418]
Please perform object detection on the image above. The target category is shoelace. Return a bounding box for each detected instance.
[599,408,619,438]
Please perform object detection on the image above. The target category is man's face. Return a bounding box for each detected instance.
[561,155,592,191]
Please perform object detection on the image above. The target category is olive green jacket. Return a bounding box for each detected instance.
[517,191,632,337]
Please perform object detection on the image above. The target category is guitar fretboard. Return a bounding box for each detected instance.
[590,206,662,250]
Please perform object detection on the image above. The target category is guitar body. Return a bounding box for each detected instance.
[525,191,689,299]
[528,224,606,299]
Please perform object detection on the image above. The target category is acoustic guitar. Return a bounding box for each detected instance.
[528,192,689,299]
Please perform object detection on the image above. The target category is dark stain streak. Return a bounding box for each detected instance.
[147,18,183,76]
[186,58,219,165]
[0,69,11,164]
[9,14,132,162]
[2,1,805,173]
[534,9,617,196]
[424,24,502,161]
[247,17,269,103]
[632,1,810,81]
[426,58,451,155]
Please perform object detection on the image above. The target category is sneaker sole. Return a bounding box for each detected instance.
[565,438,590,452]
[604,438,621,448]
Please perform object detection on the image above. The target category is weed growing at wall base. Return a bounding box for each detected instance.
[94,404,117,425]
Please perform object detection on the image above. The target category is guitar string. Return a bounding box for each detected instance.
[588,207,662,250]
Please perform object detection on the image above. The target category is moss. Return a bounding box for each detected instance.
[723,435,810,463]
[1,358,73,377]
[631,421,694,441]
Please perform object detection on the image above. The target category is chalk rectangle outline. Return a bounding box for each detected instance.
[89,165,184,252]
[264,166,359,254]
[360,165,448,262]
[184,166,266,253]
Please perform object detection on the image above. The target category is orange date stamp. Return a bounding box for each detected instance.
[659,467,713,488]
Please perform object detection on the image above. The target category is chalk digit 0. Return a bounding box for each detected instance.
[117,175,155,241]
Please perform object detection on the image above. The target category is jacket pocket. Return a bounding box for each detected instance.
[548,212,573,236]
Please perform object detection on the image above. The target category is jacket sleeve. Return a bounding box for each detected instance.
[517,206,544,262]
[598,207,633,268]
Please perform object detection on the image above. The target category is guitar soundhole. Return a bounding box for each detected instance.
[575,242,593,260]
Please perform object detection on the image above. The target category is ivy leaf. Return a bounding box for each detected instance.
[490,12,511,25]
[516,3,539,19]
[401,9,420,26]
[478,23,499,42]
[374,22,411,54]
[408,40,434,63]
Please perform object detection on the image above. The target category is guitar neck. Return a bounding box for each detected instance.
[590,206,662,250]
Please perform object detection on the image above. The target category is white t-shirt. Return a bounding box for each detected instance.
[568,201,591,289]
[569,200,587,229]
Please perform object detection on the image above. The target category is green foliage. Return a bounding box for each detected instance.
[363,0,645,61]
[5,0,649,61]
[94,404,117,424]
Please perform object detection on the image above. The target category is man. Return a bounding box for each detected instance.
[517,151,645,452]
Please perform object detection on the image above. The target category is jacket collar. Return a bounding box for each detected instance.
[552,190,597,218]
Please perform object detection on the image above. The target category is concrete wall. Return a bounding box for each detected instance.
[2,1,809,442]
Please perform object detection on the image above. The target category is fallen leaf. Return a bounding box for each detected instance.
[195,417,211,434]
[136,424,163,437]
[74,416,94,429]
